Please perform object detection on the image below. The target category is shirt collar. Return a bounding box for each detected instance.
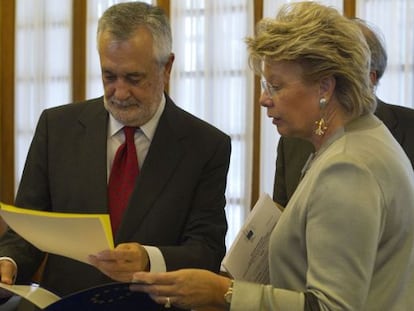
[108,94,166,140]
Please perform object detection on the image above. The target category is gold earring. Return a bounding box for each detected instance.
[314,118,328,136]
[314,98,328,136]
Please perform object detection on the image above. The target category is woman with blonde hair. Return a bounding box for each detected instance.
[130,2,414,310]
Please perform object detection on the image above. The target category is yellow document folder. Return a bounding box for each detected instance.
[0,202,114,264]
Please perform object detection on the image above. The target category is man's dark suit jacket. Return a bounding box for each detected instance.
[0,94,231,299]
[273,99,414,207]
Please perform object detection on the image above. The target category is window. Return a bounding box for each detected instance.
[357,0,414,109]
[14,0,72,189]
[170,0,254,246]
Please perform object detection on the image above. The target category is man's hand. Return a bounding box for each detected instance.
[0,259,16,285]
[88,242,149,282]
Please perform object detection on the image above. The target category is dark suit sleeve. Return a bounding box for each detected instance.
[0,111,49,282]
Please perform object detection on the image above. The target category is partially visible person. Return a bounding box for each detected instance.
[0,2,230,310]
[273,17,414,207]
[129,2,414,310]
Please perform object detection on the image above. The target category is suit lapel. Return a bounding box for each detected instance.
[76,98,109,214]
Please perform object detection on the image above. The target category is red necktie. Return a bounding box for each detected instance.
[108,126,139,233]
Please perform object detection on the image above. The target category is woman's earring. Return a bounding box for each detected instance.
[319,97,327,109]
[315,98,328,136]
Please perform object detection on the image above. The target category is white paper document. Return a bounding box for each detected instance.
[0,203,114,264]
[222,193,282,284]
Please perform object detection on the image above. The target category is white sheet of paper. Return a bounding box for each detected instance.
[0,203,114,264]
[222,193,282,284]
[0,283,59,309]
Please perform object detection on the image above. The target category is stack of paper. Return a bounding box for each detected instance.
[222,193,282,284]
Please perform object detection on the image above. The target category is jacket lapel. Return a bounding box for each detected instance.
[76,98,109,214]
[117,97,186,241]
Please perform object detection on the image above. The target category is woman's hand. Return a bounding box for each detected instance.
[130,268,231,310]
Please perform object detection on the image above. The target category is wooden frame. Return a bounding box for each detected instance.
[72,0,87,102]
[0,1,15,205]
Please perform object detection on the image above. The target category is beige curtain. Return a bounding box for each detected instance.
[14,0,73,190]
[357,0,414,109]
[170,0,255,247]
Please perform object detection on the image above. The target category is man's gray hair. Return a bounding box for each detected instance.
[97,1,172,64]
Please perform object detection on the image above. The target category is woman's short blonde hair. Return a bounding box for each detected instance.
[246,1,376,117]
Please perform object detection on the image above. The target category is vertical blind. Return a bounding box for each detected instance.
[169,0,254,246]
[14,0,72,190]
[357,0,414,109]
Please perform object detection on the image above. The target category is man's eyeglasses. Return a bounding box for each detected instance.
[260,79,279,97]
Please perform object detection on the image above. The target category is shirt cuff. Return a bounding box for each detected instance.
[142,246,166,272]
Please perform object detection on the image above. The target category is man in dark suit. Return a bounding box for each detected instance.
[0,2,230,309]
[273,18,414,207]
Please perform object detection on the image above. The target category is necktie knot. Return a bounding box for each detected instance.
[123,126,136,143]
